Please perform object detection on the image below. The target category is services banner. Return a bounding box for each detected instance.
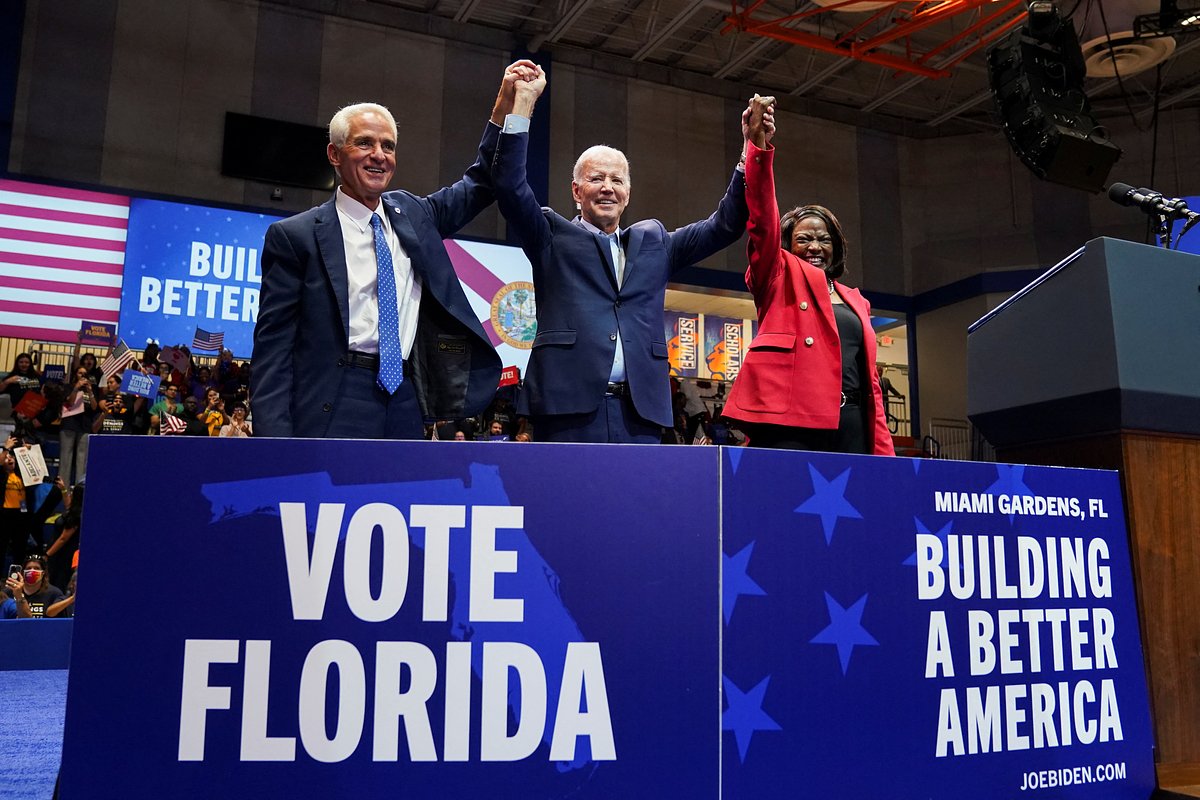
[664,311,701,378]
[64,438,720,799]
[720,448,1155,799]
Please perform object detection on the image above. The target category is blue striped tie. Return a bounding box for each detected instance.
[371,213,403,394]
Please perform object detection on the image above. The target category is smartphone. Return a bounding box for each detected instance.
[6,564,20,581]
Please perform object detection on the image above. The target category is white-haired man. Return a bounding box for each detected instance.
[252,64,535,439]
[492,66,754,443]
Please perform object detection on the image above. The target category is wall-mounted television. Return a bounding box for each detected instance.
[221,112,334,191]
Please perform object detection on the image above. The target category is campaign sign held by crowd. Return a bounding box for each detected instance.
[720,449,1155,799]
[62,437,720,799]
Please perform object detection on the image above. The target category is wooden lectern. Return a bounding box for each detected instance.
[968,237,1200,797]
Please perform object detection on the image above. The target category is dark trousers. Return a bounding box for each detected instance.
[745,402,868,454]
[323,361,424,440]
[533,394,662,444]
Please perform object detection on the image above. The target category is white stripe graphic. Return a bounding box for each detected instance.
[0,262,125,288]
[2,311,112,331]
[0,189,130,220]
[0,237,126,265]
[0,213,128,242]
[0,287,122,311]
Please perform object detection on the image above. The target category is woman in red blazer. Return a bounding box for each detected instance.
[723,100,894,455]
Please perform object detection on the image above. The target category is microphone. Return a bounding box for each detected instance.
[1107,182,1193,218]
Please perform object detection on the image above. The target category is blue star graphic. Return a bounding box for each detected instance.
[903,518,953,566]
[794,464,862,544]
[810,592,879,674]
[986,464,1035,523]
[723,541,767,624]
[722,675,781,763]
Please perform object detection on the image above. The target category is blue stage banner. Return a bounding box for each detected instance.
[118,199,284,358]
[62,438,720,799]
[720,449,1155,799]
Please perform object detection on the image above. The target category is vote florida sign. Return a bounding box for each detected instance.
[62,437,720,799]
[62,439,1154,799]
[721,448,1155,799]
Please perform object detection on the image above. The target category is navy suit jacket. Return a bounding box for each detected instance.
[251,124,502,438]
[493,130,748,427]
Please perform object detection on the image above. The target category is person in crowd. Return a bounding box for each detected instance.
[69,332,105,388]
[46,570,76,618]
[59,367,97,486]
[2,353,42,408]
[179,395,210,436]
[92,374,146,436]
[45,480,81,591]
[201,387,228,435]
[25,379,64,447]
[219,403,252,437]
[149,383,186,433]
[1,438,29,569]
[156,362,175,390]
[721,97,893,455]
[514,432,532,442]
[672,377,710,443]
[487,420,509,441]
[452,430,467,441]
[3,554,64,618]
[493,64,752,443]
[248,65,543,440]
[189,366,217,403]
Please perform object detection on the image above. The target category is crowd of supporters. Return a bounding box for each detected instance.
[0,337,253,618]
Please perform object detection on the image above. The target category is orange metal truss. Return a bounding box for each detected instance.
[722,0,1028,79]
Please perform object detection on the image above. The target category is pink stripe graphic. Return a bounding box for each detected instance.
[444,239,506,301]
[2,275,122,297]
[0,226,127,252]
[0,202,129,230]
[0,298,119,321]
[1,324,75,342]
[0,250,124,274]
[0,179,130,208]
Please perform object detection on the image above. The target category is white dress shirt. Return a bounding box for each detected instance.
[334,187,422,357]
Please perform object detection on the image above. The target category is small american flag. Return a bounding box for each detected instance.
[100,340,136,382]
[160,413,186,435]
[192,327,224,352]
[692,430,711,446]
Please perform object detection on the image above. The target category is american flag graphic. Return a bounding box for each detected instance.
[100,340,136,383]
[191,327,225,352]
[159,413,187,435]
[0,179,129,342]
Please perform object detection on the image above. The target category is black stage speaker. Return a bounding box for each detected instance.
[987,3,1121,193]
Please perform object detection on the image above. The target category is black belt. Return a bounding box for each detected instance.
[343,351,380,370]
[605,381,629,397]
[840,389,861,407]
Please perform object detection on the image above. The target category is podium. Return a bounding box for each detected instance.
[968,237,1200,794]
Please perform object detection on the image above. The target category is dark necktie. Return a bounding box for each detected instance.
[371,213,403,394]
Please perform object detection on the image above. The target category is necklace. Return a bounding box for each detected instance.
[826,277,835,295]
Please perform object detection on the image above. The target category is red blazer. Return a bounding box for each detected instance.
[723,143,894,456]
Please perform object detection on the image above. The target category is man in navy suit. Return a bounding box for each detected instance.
[493,66,753,443]
[251,65,533,439]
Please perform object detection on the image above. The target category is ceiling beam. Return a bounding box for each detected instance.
[529,0,596,52]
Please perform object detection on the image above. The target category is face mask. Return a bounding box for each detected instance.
[23,569,42,585]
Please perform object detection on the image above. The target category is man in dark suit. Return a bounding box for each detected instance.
[251,66,532,439]
[493,66,752,443]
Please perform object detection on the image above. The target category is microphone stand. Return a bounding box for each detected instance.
[1174,212,1200,249]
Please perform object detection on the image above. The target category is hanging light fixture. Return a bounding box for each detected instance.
[1071,0,1176,77]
